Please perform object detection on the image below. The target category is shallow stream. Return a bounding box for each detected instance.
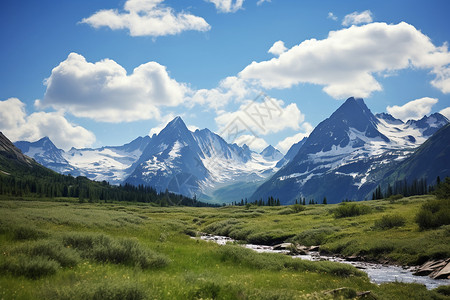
[198,235,450,290]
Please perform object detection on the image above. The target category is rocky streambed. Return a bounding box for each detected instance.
[197,234,450,290]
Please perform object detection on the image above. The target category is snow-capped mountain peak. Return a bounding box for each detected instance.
[125,116,282,198]
[15,137,66,165]
[15,135,152,184]
[260,145,283,161]
[252,97,449,204]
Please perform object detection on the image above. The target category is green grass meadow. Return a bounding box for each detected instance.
[0,195,449,299]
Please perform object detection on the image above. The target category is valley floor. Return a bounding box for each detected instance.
[0,196,449,299]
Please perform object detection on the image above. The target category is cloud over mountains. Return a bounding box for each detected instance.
[240,22,450,99]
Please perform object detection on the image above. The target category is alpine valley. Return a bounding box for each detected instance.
[15,97,449,204]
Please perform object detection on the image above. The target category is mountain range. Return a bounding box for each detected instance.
[251,97,449,203]
[14,97,449,204]
[15,116,282,202]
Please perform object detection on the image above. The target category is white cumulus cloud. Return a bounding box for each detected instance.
[240,22,450,99]
[268,40,287,56]
[215,97,306,139]
[386,97,438,121]
[191,76,255,110]
[342,10,373,26]
[40,53,189,123]
[81,0,210,37]
[0,98,95,150]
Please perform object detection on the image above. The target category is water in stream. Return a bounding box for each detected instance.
[198,235,450,290]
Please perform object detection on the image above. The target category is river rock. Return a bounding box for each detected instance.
[273,243,294,250]
[295,245,309,255]
[414,259,450,279]
[430,262,450,279]
[309,245,320,252]
[347,256,360,261]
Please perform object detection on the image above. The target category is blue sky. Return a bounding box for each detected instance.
[0,0,449,153]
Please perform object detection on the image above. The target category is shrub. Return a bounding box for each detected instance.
[387,194,403,203]
[18,240,80,267]
[291,204,306,213]
[62,233,169,269]
[1,255,59,279]
[62,233,96,251]
[374,215,406,230]
[12,226,48,240]
[333,203,371,218]
[435,285,450,296]
[415,199,450,230]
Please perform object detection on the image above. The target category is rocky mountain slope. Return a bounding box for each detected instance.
[251,97,448,204]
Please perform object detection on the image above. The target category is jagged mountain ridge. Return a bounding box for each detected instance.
[125,117,281,198]
[16,135,151,184]
[15,137,77,175]
[251,97,449,204]
[15,117,282,199]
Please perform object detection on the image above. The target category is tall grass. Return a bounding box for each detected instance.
[290,226,340,246]
[62,233,170,269]
[1,198,448,299]
[1,255,59,279]
[12,226,48,240]
[44,279,148,300]
[16,240,80,267]
[203,218,242,237]
[218,244,365,277]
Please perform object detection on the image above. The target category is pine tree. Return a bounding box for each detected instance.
[387,183,393,198]
[322,197,327,205]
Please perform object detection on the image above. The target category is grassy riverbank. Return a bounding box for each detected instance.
[201,195,450,266]
[0,196,449,299]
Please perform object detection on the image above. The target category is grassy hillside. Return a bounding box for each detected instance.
[0,196,449,299]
